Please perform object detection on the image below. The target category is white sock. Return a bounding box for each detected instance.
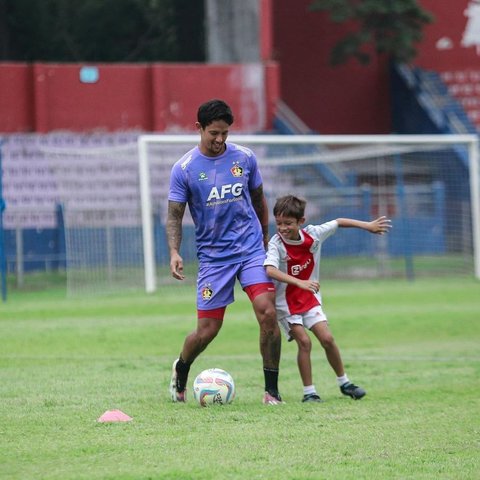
[303,385,316,395]
[337,374,349,387]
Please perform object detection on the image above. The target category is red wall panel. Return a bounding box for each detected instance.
[0,63,34,132]
[416,0,480,71]
[414,0,480,127]
[272,0,480,133]
[1,2,478,135]
[151,64,271,132]
[32,63,153,133]
[0,63,278,133]
[264,61,280,132]
[260,0,274,62]
[272,0,391,134]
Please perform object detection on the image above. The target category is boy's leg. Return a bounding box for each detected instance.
[310,321,345,377]
[310,321,366,400]
[289,322,322,402]
[289,323,314,387]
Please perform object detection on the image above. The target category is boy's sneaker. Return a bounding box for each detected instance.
[302,393,323,403]
[169,359,186,403]
[263,391,284,405]
[340,382,366,400]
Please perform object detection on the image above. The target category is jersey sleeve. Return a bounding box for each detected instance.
[247,150,263,190]
[168,161,188,203]
[264,237,281,268]
[307,220,339,241]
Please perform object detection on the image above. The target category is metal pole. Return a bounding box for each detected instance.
[0,138,7,301]
[138,136,156,293]
[469,137,480,280]
[15,227,24,288]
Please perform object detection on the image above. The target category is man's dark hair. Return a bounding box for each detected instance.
[273,195,307,220]
[197,99,234,128]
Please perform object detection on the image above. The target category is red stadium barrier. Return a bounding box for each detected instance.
[0,63,280,133]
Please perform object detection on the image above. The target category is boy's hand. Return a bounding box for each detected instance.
[368,216,392,235]
[296,279,320,293]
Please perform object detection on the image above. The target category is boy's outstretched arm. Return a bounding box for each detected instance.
[336,216,392,235]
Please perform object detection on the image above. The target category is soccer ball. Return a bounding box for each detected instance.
[193,368,235,407]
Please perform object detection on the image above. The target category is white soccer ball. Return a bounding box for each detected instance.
[193,368,235,407]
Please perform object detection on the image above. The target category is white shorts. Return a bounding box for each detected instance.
[278,305,328,342]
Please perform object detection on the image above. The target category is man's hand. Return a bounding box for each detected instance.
[170,252,185,280]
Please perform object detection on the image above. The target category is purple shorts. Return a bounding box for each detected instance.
[197,255,271,310]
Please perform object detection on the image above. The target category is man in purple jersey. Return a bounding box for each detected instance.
[167,99,283,405]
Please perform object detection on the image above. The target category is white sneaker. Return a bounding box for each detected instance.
[263,391,284,405]
[169,359,186,402]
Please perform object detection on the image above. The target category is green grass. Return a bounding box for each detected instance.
[1,278,479,479]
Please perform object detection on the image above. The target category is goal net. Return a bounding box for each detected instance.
[40,141,144,295]
[139,134,480,294]
[42,134,480,295]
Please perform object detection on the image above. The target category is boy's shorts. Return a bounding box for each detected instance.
[197,255,272,310]
[278,305,328,341]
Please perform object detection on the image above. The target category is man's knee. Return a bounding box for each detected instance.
[196,317,223,344]
[258,304,277,330]
[264,302,276,322]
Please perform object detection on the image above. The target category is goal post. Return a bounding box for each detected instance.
[138,133,480,293]
[469,138,480,279]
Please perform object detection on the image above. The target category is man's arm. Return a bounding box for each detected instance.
[250,184,270,248]
[336,216,392,234]
[167,200,186,280]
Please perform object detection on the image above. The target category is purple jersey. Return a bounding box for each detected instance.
[168,142,265,265]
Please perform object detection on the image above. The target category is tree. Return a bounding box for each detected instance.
[1,0,205,62]
[309,0,434,65]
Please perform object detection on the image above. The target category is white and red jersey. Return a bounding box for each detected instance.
[264,221,338,319]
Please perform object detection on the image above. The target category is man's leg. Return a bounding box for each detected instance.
[251,290,280,365]
[170,313,224,402]
[171,260,236,402]
[249,289,283,403]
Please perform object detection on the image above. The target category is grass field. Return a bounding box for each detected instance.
[1,277,479,479]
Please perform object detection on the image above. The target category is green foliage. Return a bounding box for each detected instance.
[1,278,479,478]
[309,0,434,65]
[2,0,205,62]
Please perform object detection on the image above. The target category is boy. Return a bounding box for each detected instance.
[264,195,391,402]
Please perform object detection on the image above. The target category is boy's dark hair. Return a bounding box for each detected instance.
[273,195,307,220]
[197,99,234,128]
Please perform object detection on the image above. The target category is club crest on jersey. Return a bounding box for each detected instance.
[291,258,312,276]
[201,285,213,301]
[231,162,243,177]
